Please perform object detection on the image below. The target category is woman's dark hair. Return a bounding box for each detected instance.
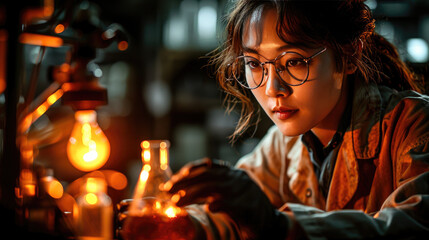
[211,0,424,141]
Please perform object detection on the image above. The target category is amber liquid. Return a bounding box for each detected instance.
[121,214,195,240]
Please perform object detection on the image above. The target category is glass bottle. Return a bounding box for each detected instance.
[121,140,195,240]
[75,177,113,240]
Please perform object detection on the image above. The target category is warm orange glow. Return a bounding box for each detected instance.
[18,89,64,134]
[36,104,47,116]
[56,193,76,214]
[141,141,151,163]
[41,175,65,199]
[106,171,128,190]
[82,178,106,205]
[84,193,98,205]
[73,201,78,219]
[171,190,186,204]
[143,164,151,172]
[15,187,22,199]
[141,140,150,149]
[118,41,128,51]
[21,5,53,25]
[54,24,65,34]
[20,116,33,135]
[20,169,33,181]
[178,190,186,197]
[19,33,63,47]
[143,150,151,163]
[44,0,55,17]
[86,178,99,193]
[23,184,36,197]
[171,193,180,203]
[60,63,70,72]
[20,1,53,25]
[20,146,33,160]
[162,181,172,192]
[47,95,56,105]
[52,63,71,83]
[20,169,36,197]
[45,178,64,199]
[155,201,162,210]
[67,110,110,172]
[139,170,149,182]
[160,147,168,170]
[164,206,181,218]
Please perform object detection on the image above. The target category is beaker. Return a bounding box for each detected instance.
[121,140,195,240]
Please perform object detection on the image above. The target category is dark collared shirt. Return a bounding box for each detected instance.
[302,94,352,198]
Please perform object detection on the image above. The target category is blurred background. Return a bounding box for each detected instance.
[1,0,429,210]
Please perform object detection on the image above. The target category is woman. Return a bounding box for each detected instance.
[167,0,429,239]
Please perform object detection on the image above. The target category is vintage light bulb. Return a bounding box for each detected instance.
[67,110,110,172]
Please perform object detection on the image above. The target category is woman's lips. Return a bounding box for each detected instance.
[272,107,298,120]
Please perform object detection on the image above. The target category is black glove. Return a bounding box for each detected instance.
[167,158,289,240]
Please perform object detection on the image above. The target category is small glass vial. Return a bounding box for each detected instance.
[75,177,113,240]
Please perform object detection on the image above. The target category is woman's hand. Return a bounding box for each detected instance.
[166,158,289,240]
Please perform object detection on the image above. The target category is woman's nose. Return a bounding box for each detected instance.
[264,64,290,98]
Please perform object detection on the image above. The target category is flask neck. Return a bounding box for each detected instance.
[141,140,170,172]
[132,140,172,202]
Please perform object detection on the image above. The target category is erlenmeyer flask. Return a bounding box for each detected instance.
[122,140,195,240]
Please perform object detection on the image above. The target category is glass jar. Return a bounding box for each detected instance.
[75,177,113,240]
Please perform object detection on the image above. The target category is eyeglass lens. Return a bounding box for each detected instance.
[233,52,311,89]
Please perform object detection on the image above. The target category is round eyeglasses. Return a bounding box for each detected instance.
[227,47,327,89]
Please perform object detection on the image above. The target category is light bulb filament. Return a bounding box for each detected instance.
[82,123,91,145]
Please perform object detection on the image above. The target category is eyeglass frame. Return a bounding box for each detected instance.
[227,47,327,90]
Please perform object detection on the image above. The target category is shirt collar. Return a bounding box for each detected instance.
[348,79,382,159]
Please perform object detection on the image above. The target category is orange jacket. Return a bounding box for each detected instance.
[235,80,429,239]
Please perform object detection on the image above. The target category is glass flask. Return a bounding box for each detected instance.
[121,140,195,240]
[75,177,113,240]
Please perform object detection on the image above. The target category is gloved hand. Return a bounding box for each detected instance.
[166,158,289,240]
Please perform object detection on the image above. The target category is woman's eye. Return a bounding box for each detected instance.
[286,59,305,68]
[246,61,260,69]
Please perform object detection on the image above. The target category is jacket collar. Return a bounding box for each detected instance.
[287,79,383,210]
[349,79,383,159]
[326,80,383,210]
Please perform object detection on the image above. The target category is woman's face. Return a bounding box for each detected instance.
[242,8,348,138]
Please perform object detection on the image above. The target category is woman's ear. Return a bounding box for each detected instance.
[345,60,358,74]
[345,38,363,74]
